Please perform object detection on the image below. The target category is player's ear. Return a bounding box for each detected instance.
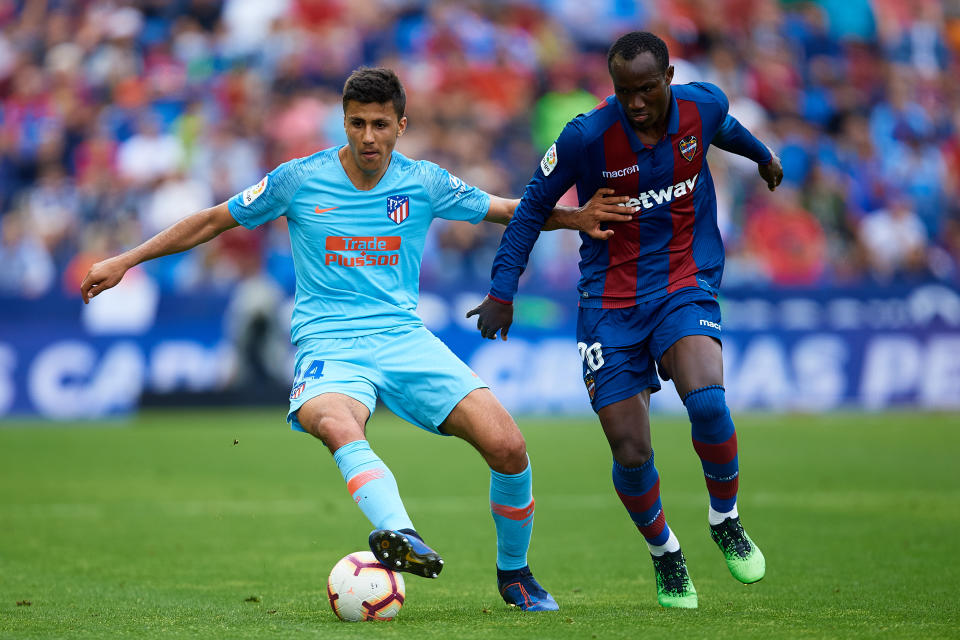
[664,65,674,86]
[397,116,407,136]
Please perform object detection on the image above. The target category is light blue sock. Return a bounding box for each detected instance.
[489,457,534,571]
[333,440,414,531]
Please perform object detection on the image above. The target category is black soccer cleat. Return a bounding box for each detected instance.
[497,566,559,611]
[368,529,444,579]
[650,549,698,608]
[709,516,765,584]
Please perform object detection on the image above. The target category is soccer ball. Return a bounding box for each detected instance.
[327,551,406,621]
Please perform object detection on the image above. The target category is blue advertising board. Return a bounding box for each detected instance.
[2,282,959,419]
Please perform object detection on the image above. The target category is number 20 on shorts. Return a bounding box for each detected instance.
[578,342,604,372]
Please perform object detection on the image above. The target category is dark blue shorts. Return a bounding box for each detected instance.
[576,287,722,412]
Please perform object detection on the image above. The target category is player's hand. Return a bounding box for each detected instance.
[758,153,783,191]
[80,256,131,304]
[466,296,514,341]
[576,188,636,240]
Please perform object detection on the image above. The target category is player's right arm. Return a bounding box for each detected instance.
[467,122,584,339]
[81,202,238,303]
[82,157,308,303]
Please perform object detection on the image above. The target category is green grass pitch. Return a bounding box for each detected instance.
[2,409,958,639]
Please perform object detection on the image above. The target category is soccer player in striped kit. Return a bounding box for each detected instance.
[80,67,634,611]
[470,32,783,608]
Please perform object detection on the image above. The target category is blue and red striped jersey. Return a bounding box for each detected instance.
[489,82,771,308]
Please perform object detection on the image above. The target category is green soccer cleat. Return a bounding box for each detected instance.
[650,549,698,609]
[709,516,765,584]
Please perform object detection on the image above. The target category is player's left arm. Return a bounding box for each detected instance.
[713,114,783,191]
[697,82,783,191]
[485,192,635,240]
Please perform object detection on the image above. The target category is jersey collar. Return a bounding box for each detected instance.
[614,90,680,153]
[336,146,398,192]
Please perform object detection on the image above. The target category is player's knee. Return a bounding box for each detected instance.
[608,437,652,468]
[483,428,527,475]
[683,385,729,423]
[299,411,361,450]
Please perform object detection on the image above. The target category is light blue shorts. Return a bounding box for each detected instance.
[287,325,487,435]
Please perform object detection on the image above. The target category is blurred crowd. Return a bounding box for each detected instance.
[1,0,959,301]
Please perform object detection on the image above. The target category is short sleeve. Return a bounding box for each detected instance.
[691,81,730,117]
[228,158,308,229]
[416,161,490,224]
[686,82,730,137]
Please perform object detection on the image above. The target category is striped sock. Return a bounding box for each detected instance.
[685,385,739,514]
[489,457,534,571]
[333,440,414,531]
[612,455,680,555]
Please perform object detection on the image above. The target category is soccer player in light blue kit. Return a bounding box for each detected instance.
[80,67,634,611]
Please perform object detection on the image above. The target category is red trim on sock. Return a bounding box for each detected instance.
[615,477,661,513]
[692,432,738,464]
[706,476,739,500]
[491,499,535,521]
[638,511,666,539]
[346,468,385,495]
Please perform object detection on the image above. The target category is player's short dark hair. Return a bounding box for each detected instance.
[607,32,670,74]
[342,67,406,120]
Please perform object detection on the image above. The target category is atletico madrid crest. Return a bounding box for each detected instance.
[387,195,410,225]
[290,382,305,400]
[679,135,698,162]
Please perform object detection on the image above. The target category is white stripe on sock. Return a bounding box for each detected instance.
[647,530,680,556]
[708,503,738,526]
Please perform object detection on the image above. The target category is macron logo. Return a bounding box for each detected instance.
[602,164,639,178]
[699,319,721,331]
[617,172,699,211]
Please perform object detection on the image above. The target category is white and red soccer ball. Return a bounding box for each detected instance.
[327,551,405,621]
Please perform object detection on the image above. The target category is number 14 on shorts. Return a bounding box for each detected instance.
[295,359,326,382]
[290,359,325,399]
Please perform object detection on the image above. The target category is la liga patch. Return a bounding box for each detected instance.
[242,175,268,206]
[540,143,558,176]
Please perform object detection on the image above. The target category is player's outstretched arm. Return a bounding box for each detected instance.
[485,190,635,239]
[711,112,783,191]
[80,202,239,303]
[466,296,513,341]
[544,188,636,239]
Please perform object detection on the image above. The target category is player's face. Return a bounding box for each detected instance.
[609,52,674,134]
[342,100,407,177]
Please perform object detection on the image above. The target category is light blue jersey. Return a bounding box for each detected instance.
[227,147,490,343]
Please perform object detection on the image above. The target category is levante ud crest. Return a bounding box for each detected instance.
[679,135,698,161]
[387,195,410,224]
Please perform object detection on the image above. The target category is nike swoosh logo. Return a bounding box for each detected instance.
[315,206,339,214]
